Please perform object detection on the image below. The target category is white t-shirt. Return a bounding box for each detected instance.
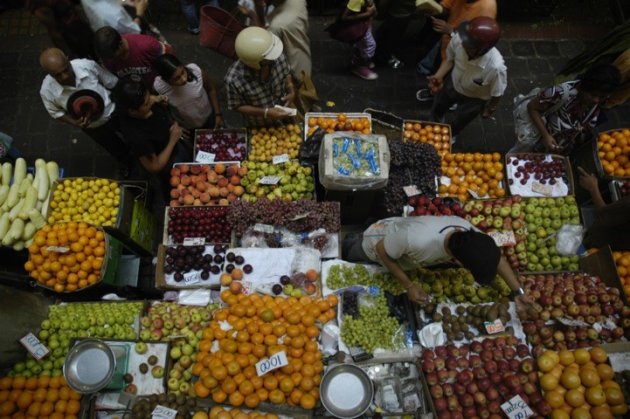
[447,32,507,100]
[153,64,213,130]
[40,59,118,128]
[361,216,476,271]
[81,0,141,34]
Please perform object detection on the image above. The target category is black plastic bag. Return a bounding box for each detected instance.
[299,127,326,165]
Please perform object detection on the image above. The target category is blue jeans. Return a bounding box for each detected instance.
[417,40,440,75]
[180,0,218,32]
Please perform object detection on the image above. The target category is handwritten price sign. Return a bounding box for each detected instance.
[182,237,205,246]
[484,319,505,334]
[152,405,177,419]
[195,151,215,163]
[256,351,289,376]
[272,154,289,165]
[501,395,533,419]
[19,333,49,360]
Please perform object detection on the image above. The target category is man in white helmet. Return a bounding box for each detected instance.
[225,27,294,126]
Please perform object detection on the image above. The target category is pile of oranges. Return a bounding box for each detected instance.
[0,375,82,419]
[537,347,627,419]
[306,113,371,137]
[438,153,506,201]
[24,222,106,293]
[192,292,338,411]
[195,406,279,419]
[402,121,451,155]
[613,251,630,298]
[597,129,630,177]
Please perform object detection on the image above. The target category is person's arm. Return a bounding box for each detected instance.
[138,122,183,173]
[496,256,537,319]
[282,74,295,106]
[427,58,453,93]
[375,239,429,304]
[201,69,223,128]
[578,166,606,209]
[57,114,91,128]
[527,95,557,151]
[94,62,118,89]
[236,105,289,120]
[133,0,149,27]
[430,16,453,35]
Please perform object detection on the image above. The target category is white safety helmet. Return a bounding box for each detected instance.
[235,27,284,70]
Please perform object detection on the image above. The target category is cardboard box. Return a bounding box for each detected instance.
[193,128,248,162]
[505,153,575,197]
[402,119,452,156]
[579,245,628,305]
[162,206,236,246]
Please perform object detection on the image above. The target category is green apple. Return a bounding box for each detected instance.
[135,342,148,354]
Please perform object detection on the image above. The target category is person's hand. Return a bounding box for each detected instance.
[214,114,224,128]
[514,294,538,321]
[266,107,290,119]
[169,122,184,143]
[238,5,256,17]
[542,133,559,151]
[281,90,295,107]
[407,284,431,305]
[577,166,599,193]
[135,0,148,17]
[152,95,168,106]
[76,115,92,128]
[427,74,443,94]
[430,17,453,35]
[366,4,377,17]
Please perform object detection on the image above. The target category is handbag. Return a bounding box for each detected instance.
[294,71,319,119]
[325,17,370,44]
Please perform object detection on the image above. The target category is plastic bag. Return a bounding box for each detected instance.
[299,127,326,164]
[556,224,584,255]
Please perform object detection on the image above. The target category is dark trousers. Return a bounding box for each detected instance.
[374,13,412,63]
[341,233,371,263]
[431,75,486,136]
[83,116,131,163]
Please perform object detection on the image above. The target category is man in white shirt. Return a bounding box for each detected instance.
[39,47,129,162]
[343,216,533,314]
[428,16,506,136]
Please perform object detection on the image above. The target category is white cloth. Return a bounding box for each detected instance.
[267,0,311,78]
[153,64,212,129]
[40,59,118,128]
[446,32,507,101]
[81,0,141,34]
[361,216,476,271]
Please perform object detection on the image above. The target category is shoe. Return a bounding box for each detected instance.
[388,56,403,69]
[368,61,376,69]
[188,28,200,35]
[449,103,458,111]
[416,89,433,102]
[352,66,378,81]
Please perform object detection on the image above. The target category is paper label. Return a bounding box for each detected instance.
[20,333,50,360]
[467,189,482,199]
[195,151,215,163]
[272,154,290,165]
[152,405,178,419]
[258,176,281,185]
[531,182,552,196]
[488,231,516,247]
[46,246,69,253]
[289,212,311,221]
[253,224,275,234]
[501,395,534,419]
[484,319,505,334]
[440,176,451,186]
[256,351,289,376]
[183,271,202,285]
[241,280,254,295]
[403,185,421,197]
[183,237,205,246]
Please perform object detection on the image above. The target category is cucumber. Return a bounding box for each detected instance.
[1,163,11,186]
[13,158,26,187]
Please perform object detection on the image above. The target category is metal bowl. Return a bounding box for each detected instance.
[63,339,116,394]
[320,363,374,418]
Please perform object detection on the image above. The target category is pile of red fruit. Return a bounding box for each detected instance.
[508,154,567,186]
[196,130,247,161]
[166,206,232,244]
[421,337,550,419]
[169,163,245,206]
[407,196,465,217]
[617,180,630,197]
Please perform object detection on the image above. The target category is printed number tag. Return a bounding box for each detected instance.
[484,319,505,334]
[152,405,178,419]
[258,176,281,185]
[253,224,275,234]
[183,271,202,285]
[46,246,69,253]
[256,351,289,376]
[20,333,49,360]
[195,151,215,163]
[183,237,205,246]
[501,395,534,419]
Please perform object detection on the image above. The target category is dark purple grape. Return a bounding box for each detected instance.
[226,264,235,273]
[280,275,291,285]
[243,264,253,274]
[234,255,245,265]
[214,244,224,254]
[226,252,235,262]
[210,265,221,274]
[214,254,224,264]
[200,271,210,280]
[272,284,283,295]
[164,265,174,274]
[174,272,184,282]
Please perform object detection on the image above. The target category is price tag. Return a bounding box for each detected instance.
[501,395,534,419]
[152,405,178,419]
[195,151,215,163]
[46,246,69,253]
[272,154,290,165]
[253,224,275,234]
[488,231,516,247]
[403,185,421,197]
[183,271,202,285]
[531,182,552,196]
[241,280,254,295]
[258,176,281,185]
[467,189,483,199]
[440,176,452,186]
[183,237,205,246]
[256,351,289,376]
[19,333,49,360]
[484,319,505,334]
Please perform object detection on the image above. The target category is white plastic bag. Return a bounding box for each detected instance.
[556,224,584,255]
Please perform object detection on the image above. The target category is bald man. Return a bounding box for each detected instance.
[39,48,130,163]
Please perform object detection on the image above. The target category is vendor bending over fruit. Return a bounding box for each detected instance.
[343,215,534,313]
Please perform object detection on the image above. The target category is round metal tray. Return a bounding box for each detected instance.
[63,339,116,394]
[320,363,373,418]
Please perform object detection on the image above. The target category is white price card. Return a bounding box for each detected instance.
[253,224,275,234]
[46,246,69,253]
[258,176,281,185]
[241,280,254,295]
[256,351,289,376]
[531,182,552,196]
[183,271,202,285]
[440,176,452,186]
[195,151,215,163]
[484,319,505,334]
[152,405,178,419]
[403,185,421,197]
[272,154,290,165]
[183,237,205,246]
[501,395,534,419]
[20,333,50,360]
[488,231,516,247]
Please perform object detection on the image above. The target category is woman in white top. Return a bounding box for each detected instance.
[153,54,223,129]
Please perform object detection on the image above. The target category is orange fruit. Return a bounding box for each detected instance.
[244,393,260,409]
[40,401,55,417]
[300,393,316,410]
[589,347,608,364]
[565,389,585,408]
[263,376,278,391]
[604,387,624,405]
[596,364,614,381]
[546,390,564,408]
[585,386,606,406]
[574,348,591,365]
[228,391,244,407]
[16,392,32,410]
[561,370,581,389]
[579,368,600,387]
[268,389,285,404]
[211,389,227,404]
[541,373,559,391]
[590,405,613,419]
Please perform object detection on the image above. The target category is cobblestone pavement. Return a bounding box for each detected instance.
[0,2,628,181]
